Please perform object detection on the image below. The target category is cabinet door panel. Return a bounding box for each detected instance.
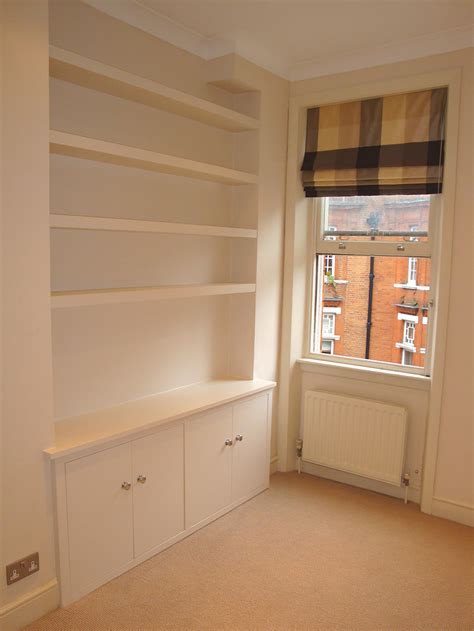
[66,443,133,597]
[132,424,184,558]
[232,394,269,503]
[185,408,232,528]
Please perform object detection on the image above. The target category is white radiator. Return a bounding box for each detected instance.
[302,391,407,486]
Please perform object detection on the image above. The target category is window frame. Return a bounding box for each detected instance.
[306,196,439,377]
[407,257,417,286]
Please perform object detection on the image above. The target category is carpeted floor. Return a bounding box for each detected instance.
[25,472,473,630]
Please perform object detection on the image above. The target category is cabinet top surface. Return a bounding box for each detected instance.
[46,379,276,461]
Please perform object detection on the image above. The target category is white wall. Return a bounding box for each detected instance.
[0,0,58,626]
[1,3,288,625]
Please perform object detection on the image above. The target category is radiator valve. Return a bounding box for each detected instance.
[296,439,303,458]
[402,472,410,486]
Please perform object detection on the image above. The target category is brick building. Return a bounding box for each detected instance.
[318,196,431,368]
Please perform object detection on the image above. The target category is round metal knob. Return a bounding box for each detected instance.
[121,481,131,491]
[137,475,147,484]
[235,434,243,442]
[224,438,233,446]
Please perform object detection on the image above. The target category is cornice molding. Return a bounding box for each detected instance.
[83,1,473,82]
[290,23,474,81]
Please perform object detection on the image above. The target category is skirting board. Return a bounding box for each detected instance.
[0,579,58,631]
[301,461,421,504]
[431,497,474,527]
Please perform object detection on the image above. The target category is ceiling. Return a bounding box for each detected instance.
[85,0,474,79]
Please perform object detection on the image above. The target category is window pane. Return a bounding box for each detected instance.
[323,195,430,242]
[311,254,431,369]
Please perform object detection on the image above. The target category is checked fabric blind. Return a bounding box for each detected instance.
[301,87,447,198]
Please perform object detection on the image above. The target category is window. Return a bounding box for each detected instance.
[402,349,414,366]
[403,321,416,346]
[309,194,436,375]
[322,313,335,337]
[321,340,334,355]
[408,257,417,286]
[323,254,335,277]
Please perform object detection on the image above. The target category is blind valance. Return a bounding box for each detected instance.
[301,87,447,198]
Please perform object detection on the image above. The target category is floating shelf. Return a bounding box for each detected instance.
[51,283,256,309]
[50,214,257,239]
[50,46,260,133]
[50,131,258,186]
[45,379,276,460]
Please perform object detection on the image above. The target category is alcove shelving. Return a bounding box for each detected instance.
[50,214,257,238]
[50,46,260,133]
[48,36,263,432]
[50,131,259,186]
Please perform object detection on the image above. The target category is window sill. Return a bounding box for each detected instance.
[297,358,431,391]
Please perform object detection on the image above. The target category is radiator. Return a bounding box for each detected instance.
[302,391,407,486]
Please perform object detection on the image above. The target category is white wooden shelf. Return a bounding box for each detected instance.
[50,131,258,186]
[51,283,256,309]
[50,46,260,133]
[45,378,276,460]
[50,214,257,239]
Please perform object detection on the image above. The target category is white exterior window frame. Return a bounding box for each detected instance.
[322,312,335,337]
[323,253,335,277]
[408,257,417,286]
[403,320,416,346]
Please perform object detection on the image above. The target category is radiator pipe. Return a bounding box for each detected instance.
[365,256,375,359]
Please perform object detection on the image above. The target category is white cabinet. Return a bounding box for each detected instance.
[65,424,184,599]
[185,394,269,528]
[132,424,184,557]
[66,443,134,596]
[53,387,274,605]
[231,394,269,503]
[185,407,233,528]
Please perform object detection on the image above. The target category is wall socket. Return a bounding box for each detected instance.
[6,552,40,585]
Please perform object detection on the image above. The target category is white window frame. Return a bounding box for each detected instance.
[321,339,334,355]
[322,313,335,337]
[316,197,434,258]
[407,257,417,286]
[323,254,335,277]
[307,195,439,377]
[402,349,414,366]
[403,320,416,346]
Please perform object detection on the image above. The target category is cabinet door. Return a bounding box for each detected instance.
[232,394,269,503]
[132,424,184,558]
[185,408,233,528]
[66,443,133,597]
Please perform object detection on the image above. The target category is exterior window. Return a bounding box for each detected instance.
[323,254,335,277]
[321,340,334,354]
[402,349,414,366]
[408,257,417,286]
[309,194,435,375]
[322,313,335,337]
[403,321,416,346]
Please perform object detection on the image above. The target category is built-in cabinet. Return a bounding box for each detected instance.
[50,387,274,606]
[46,4,276,609]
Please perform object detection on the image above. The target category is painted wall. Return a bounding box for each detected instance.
[0,0,58,625]
[1,2,287,625]
[290,48,473,515]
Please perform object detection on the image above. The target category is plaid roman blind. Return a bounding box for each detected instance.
[301,87,447,197]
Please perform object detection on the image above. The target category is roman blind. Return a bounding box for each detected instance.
[301,87,447,197]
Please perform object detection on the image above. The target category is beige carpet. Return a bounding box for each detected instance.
[26,472,473,630]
